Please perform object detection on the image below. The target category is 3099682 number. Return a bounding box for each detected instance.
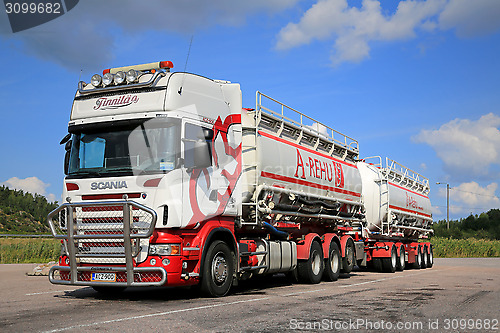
[5,2,61,14]
[443,318,499,330]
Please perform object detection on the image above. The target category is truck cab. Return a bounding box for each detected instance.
[49,61,244,293]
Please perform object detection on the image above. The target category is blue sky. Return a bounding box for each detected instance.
[0,0,499,221]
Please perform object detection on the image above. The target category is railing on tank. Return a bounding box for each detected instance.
[47,197,166,287]
[384,157,430,194]
[255,91,359,160]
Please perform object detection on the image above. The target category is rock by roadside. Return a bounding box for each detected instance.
[27,261,56,276]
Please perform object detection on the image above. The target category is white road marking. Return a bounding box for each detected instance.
[43,296,271,333]
[42,267,455,332]
[282,288,326,297]
[26,290,73,296]
[280,267,454,297]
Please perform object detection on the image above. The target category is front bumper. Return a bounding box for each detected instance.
[49,265,167,287]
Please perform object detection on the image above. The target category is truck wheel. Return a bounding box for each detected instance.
[200,240,234,297]
[421,245,428,269]
[372,258,382,272]
[323,242,341,282]
[297,241,324,284]
[411,245,422,269]
[341,239,355,274]
[382,244,397,273]
[396,245,405,271]
[92,286,126,294]
[427,245,434,268]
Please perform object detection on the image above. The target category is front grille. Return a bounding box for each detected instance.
[48,199,165,286]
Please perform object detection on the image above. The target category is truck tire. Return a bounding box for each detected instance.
[297,241,324,284]
[323,242,341,282]
[427,245,434,268]
[382,244,397,273]
[396,245,405,271]
[341,239,355,274]
[372,258,382,272]
[421,245,428,269]
[411,245,422,269]
[200,240,234,297]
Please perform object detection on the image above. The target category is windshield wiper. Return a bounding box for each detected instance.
[70,170,102,177]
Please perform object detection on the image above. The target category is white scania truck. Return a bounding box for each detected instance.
[48,60,434,297]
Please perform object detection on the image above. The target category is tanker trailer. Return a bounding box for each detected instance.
[357,157,434,271]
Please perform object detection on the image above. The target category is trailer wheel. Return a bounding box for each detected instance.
[421,245,428,269]
[411,245,422,269]
[341,239,355,274]
[427,245,434,268]
[297,241,324,284]
[396,245,405,271]
[323,242,341,282]
[200,240,234,297]
[92,286,126,294]
[382,244,397,273]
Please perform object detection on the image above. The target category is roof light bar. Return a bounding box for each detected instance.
[82,61,174,93]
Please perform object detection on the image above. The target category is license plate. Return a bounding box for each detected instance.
[91,272,116,282]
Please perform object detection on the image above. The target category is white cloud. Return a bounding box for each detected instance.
[413,113,500,178]
[431,205,442,215]
[276,0,446,65]
[452,181,499,207]
[1,0,299,71]
[275,0,500,66]
[1,176,56,202]
[439,0,500,38]
[309,122,329,136]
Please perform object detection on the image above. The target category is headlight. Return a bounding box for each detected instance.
[91,74,102,87]
[149,244,180,256]
[114,71,126,84]
[102,73,114,86]
[126,69,138,83]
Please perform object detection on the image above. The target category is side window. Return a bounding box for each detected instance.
[184,123,213,169]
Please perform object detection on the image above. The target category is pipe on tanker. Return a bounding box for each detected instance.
[296,196,341,210]
[272,203,322,214]
[262,222,289,240]
[393,224,434,234]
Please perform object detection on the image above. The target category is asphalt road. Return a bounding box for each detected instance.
[1,258,499,332]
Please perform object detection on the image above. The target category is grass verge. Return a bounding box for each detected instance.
[431,237,500,258]
[0,238,60,264]
[1,237,499,264]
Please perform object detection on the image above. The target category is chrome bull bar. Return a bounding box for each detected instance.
[47,198,166,287]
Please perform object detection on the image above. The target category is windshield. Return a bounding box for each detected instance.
[68,118,180,177]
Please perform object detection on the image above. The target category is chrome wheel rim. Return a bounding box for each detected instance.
[330,250,339,273]
[211,252,228,285]
[312,250,321,275]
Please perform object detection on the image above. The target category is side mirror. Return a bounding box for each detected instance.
[64,151,70,175]
[63,139,72,175]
